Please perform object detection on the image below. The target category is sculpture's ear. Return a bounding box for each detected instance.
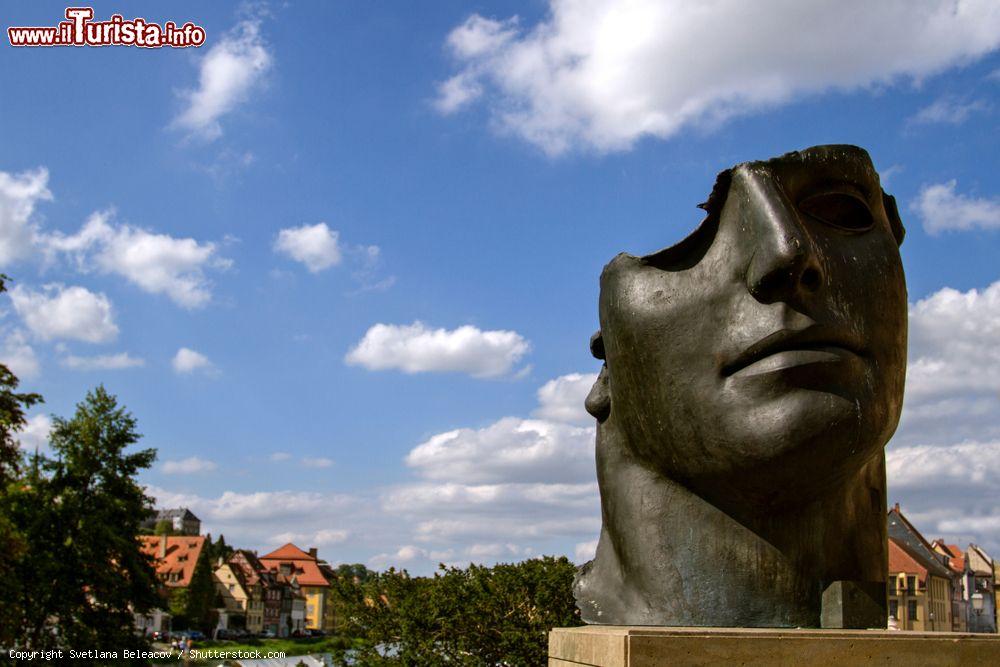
[586,331,611,422]
[882,189,905,246]
[590,330,605,360]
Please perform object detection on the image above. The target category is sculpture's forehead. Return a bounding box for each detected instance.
[734,144,880,191]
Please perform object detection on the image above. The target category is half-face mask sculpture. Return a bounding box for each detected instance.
[575,145,907,628]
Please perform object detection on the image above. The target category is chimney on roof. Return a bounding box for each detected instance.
[308,548,318,559]
[159,535,167,560]
[893,502,900,512]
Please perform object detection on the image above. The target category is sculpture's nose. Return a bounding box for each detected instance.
[740,169,824,304]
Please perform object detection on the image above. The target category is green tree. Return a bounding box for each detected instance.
[153,519,176,536]
[183,545,219,633]
[334,556,582,665]
[0,275,43,647]
[0,276,42,483]
[3,386,161,655]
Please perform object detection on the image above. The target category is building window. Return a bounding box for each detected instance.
[906,576,916,595]
[889,600,898,620]
[908,600,918,621]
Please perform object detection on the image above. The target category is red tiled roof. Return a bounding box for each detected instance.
[945,544,965,572]
[259,542,331,587]
[930,540,966,573]
[229,549,266,586]
[261,543,314,561]
[139,535,206,588]
[889,538,927,582]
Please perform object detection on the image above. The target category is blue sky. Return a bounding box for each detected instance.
[3,1,1000,571]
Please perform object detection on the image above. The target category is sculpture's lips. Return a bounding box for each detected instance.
[722,328,864,378]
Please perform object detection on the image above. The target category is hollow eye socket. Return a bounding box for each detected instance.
[798,191,874,232]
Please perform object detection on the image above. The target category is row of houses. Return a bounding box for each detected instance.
[887,504,998,633]
[136,506,999,637]
[134,510,345,638]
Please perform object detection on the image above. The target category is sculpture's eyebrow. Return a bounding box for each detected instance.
[780,150,880,200]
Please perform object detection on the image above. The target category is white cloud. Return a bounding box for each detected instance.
[143,485,365,558]
[887,280,1000,554]
[405,417,594,484]
[302,456,334,468]
[533,372,598,424]
[888,441,1000,489]
[47,210,229,308]
[161,456,217,475]
[347,244,395,294]
[434,72,484,114]
[172,347,213,375]
[15,414,51,453]
[274,222,342,273]
[909,96,990,125]
[438,1,1000,154]
[9,284,117,343]
[0,329,40,379]
[345,321,530,378]
[269,451,291,462]
[0,167,51,266]
[912,181,1000,234]
[412,516,600,543]
[574,539,598,564]
[904,281,1000,401]
[173,19,272,140]
[379,374,602,562]
[60,352,144,371]
[272,528,349,547]
[213,490,329,520]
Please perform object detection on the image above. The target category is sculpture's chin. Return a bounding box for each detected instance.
[634,388,894,507]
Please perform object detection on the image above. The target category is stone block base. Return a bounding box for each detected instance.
[549,625,1000,666]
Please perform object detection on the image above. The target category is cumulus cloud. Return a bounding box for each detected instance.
[533,373,598,424]
[375,373,601,568]
[9,284,117,343]
[345,321,530,378]
[909,96,990,125]
[887,280,1000,553]
[574,539,598,564]
[47,210,230,309]
[888,441,1000,489]
[274,222,342,273]
[15,414,51,453]
[144,485,362,553]
[0,167,51,266]
[904,281,1000,403]
[172,347,213,375]
[173,19,272,140]
[438,1,1000,154]
[60,352,144,371]
[161,456,217,475]
[0,329,40,379]
[302,456,334,468]
[272,528,349,547]
[406,418,594,484]
[912,181,1000,234]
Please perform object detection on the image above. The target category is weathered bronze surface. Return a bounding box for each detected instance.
[574,145,907,628]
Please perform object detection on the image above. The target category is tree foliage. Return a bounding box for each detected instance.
[0,382,161,657]
[178,545,220,632]
[0,275,42,484]
[331,556,582,665]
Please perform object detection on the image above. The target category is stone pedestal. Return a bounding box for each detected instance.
[549,626,1000,666]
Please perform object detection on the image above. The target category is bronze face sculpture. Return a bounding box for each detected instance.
[575,145,907,628]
